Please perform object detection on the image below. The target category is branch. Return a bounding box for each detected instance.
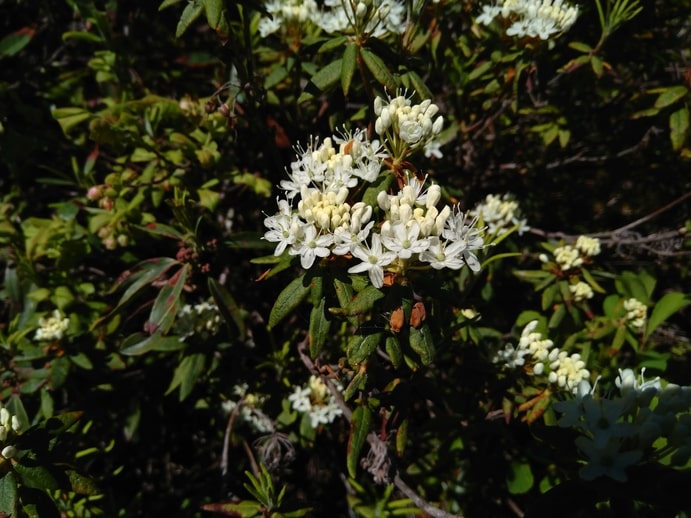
[296,338,463,518]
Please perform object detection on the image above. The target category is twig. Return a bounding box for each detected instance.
[296,338,463,518]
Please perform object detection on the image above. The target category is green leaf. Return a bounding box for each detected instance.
[360,48,396,90]
[120,331,184,356]
[408,324,435,365]
[201,500,263,516]
[148,265,189,335]
[568,41,592,53]
[647,292,690,336]
[330,285,384,316]
[395,417,408,457]
[45,411,83,435]
[299,59,343,103]
[166,353,206,401]
[176,0,204,38]
[0,28,34,58]
[652,85,688,110]
[204,0,230,37]
[159,0,184,9]
[341,43,358,96]
[308,298,331,358]
[347,406,372,478]
[669,106,689,151]
[319,35,348,53]
[51,107,93,135]
[344,369,368,401]
[111,257,180,309]
[385,335,402,368]
[506,459,534,494]
[347,332,381,366]
[13,463,62,491]
[268,273,311,329]
[66,470,101,496]
[401,70,433,100]
[0,472,19,516]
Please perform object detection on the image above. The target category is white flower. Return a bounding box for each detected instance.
[34,310,70,342]
[380,221,430,259]
[419,237,466,270]
[481,0,579,40]
[289,224,334,269]
[348,234,397,289]
[548,351,590,393]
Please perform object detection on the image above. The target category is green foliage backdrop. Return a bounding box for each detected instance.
[1,0,690,516]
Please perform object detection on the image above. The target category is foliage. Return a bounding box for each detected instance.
[1,0,690,516]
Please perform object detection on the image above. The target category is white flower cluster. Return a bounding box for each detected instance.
[258,0,318,37]
[541,235,601,271]
[0,404,22,460]
[477,0,579,40]
[263,97,486,289]
[175,301,222,341]
[34,309,70,341]
[222,384,274,434]
[470,193,530,236]
[258,0,406,39]
[374,92,445,159]
[288,375,343,429]
[623,297,647,331]
[554,369,691,482]
[494,320,590,394]
[568,281,593,302]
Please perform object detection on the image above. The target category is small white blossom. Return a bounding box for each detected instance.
[477,0,579,40]
[569,281,594,302]
[289,375,343,429]
[575,235,601,257]
[348,234,397,289]
[623,298,647,331]
[35,310,70,341]
[470,193,529,236]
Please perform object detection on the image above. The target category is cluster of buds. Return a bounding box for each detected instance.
[470,193,530,236]
[540,235,601,272]
[0,404,22,461]
[623,297,647,331]
[35,309,70,342]
[264,94,486,289]
[477,0,579,40]
[494,320,590,394]
[374,92,444,160]
[554,369,691,482]
[222,384,274,434]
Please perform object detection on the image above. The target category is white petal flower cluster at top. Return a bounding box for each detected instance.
[259,0,407,39]
[175,301,222,341]
[623,297,647,331]
[477,0,579,40]
[493,320,590,394]
[553,370,691,482]
[263,95,486,289]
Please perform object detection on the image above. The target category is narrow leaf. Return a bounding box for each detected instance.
[268,273,311,329]
[347,406,372,478]
[176,0,204,38]
[148,265,189,335]
[360,48,396,90]
[331,285,384,316]
[341,43,358,96]
[347,332,381,366]
[653,85,688,110]
[408,324,435,365]
[669,106,689,151]
[308,298,331,358]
